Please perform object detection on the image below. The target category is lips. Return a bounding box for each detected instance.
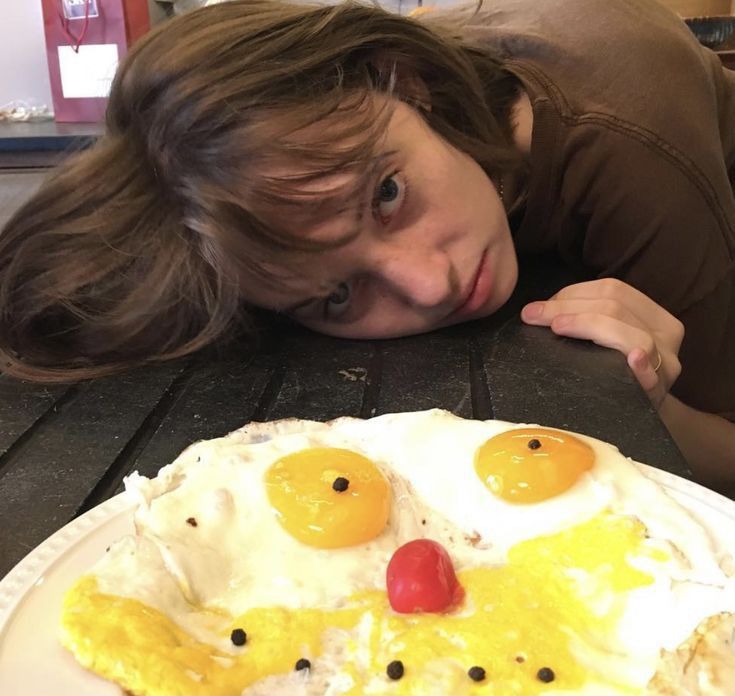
[450,251,491,320]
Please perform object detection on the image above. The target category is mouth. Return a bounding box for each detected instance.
[449,250,491,320]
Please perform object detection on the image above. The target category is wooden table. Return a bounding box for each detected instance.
[0,134,695,580]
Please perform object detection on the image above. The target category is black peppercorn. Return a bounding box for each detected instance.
[230,628,247,646]
[468,666,486,682]
[528,439,542,450]
[295,658,311,671]
[537,667,555,683]
[386,660,404,680]
[332,477,350,492]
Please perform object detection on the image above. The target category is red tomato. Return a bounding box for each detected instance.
[386,539,464,613]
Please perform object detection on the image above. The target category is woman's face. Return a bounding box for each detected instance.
[243,98,519,339]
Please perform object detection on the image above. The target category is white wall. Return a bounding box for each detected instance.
[0,3,53,108]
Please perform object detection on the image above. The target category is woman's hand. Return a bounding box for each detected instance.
[520,278,684,409]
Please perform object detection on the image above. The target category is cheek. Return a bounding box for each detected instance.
[489,229,519,304]
[238,269,327,315]
[469,235,518,321]
[298,296,431,340]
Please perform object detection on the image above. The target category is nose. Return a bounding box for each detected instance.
[371,241,457,309]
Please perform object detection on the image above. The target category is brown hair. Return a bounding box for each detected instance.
[0,0,522,382]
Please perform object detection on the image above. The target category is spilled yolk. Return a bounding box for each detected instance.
[60,513,665,696]
[264,447,391,548]
[61,575,363,696]
[474,428,594,503]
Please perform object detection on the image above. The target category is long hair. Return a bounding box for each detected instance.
[0,0,522,382]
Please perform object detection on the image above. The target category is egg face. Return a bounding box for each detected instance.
[59,410,735,696]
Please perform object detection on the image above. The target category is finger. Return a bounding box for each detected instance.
[547,312,658,361]
[550,279,674,329]
[627,347,668,409]
[548,279,685,352]
[627,347,661,393]
[522,298,647,331]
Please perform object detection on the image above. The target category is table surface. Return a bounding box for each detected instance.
[0,157,698,581]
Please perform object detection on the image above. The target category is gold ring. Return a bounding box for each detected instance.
[652,350,662,373]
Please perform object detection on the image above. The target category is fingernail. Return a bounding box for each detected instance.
[522,302,544,320]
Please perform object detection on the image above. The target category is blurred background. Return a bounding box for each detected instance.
[1,0,734,118]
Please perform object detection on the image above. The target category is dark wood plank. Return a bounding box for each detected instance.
[0,361,186,577]
[129,329,375,482]
[0,376,69,457]
[374,330,473,418]
[129,351,275,481]
[263,331,374,422]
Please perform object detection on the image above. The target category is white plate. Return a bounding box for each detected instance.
[1,466,734,696]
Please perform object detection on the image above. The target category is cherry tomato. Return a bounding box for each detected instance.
[386,539,464,613]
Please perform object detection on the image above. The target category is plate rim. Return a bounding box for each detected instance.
[0,492,133,632]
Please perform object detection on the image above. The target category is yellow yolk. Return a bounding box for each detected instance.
[264,447,391,548]
[60,513,664,696]
[61,576,364,696]
[474,428,595,503]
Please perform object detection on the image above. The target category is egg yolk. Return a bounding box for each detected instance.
[265,447,391,548]
[474,428,594,503]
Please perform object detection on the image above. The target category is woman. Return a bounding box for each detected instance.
[0,0,733,486]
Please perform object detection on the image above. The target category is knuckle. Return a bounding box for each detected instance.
[670,357,682,380]
[672,319,685,342]
[553,313,577,329]
[598,277,625,297]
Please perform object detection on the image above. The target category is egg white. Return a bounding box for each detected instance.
[81,409,735,694]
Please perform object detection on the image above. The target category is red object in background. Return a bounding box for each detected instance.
[40,0,150,122]
[386,539,465,614]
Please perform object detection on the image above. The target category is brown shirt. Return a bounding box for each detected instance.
[456,0,735,418]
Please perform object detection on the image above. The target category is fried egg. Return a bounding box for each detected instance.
[60,410,735,695]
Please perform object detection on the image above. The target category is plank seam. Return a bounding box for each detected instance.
[359,344,383,419]
[74,365,196,515]
[249,364,286,422]
[0,384,80,482]
[469,336,494,420]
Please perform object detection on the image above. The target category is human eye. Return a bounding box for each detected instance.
[322,281,352,319]
[372,171,406,223]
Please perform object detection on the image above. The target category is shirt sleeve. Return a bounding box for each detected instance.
[556,123,735,416]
